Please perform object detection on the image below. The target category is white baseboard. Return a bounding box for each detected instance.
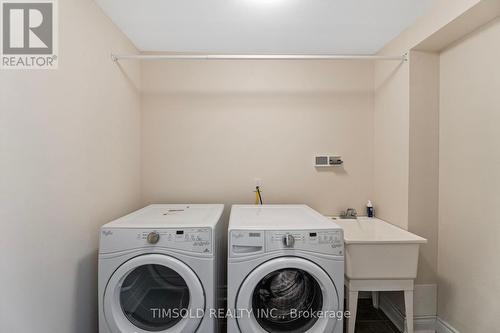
[436,318,460,333]
[379,295,437,333]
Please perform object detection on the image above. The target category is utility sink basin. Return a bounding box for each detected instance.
[334,218,427,280]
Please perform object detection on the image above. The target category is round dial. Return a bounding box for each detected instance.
[147,232,160,244]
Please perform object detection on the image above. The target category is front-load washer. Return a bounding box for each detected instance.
[227,205,344,333]
[99,204,224,333]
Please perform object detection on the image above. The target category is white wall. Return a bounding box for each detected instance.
[373,0,481,229]
[0,1,141,332]
[141,60,374,216]
[438,17,500,332]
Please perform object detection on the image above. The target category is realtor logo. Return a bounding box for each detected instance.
[1,0,58,69]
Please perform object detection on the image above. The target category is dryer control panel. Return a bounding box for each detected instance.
[100,228,212,254]
[267,230,343,256]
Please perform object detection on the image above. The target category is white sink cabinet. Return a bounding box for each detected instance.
[334,218,427,333]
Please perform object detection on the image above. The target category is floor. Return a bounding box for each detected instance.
[219,296,401,333]
[344,299,401,333]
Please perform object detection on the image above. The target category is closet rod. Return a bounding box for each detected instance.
[111,54,407,62]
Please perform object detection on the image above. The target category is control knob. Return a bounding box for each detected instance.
[147,232,160,244]
[283,234,295,248]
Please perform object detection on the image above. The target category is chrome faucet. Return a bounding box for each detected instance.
[340,208,357,219]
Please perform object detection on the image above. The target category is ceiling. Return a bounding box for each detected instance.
[95,0,436,54]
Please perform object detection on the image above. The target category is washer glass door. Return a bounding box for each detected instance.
[104,254,205,333]
[252,268,323,332]
[236,257,339,333]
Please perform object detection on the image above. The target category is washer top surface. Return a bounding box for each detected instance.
[102,204,224,229]
[229,205,341,231]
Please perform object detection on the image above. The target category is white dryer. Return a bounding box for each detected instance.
[98,204,224,333]
[227,205,344,333]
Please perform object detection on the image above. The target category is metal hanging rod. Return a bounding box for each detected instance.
[111,53,407,62]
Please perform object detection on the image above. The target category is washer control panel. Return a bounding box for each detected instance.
[267,230,343,256]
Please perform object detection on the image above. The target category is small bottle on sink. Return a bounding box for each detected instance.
[367,200,374,218]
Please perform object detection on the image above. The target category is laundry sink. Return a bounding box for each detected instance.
[334,218,427,280]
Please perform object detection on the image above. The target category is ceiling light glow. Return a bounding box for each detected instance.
[245,0,285,6]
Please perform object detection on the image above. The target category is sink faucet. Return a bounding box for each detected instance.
[341,208,357,219]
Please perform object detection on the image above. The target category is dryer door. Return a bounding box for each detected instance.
[103,254,205,333]
[236,257,339,333]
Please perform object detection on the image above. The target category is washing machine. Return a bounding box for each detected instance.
[98,204,225,333]
[227,205,344,333]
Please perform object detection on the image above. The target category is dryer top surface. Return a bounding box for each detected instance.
[102,204,224,229]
